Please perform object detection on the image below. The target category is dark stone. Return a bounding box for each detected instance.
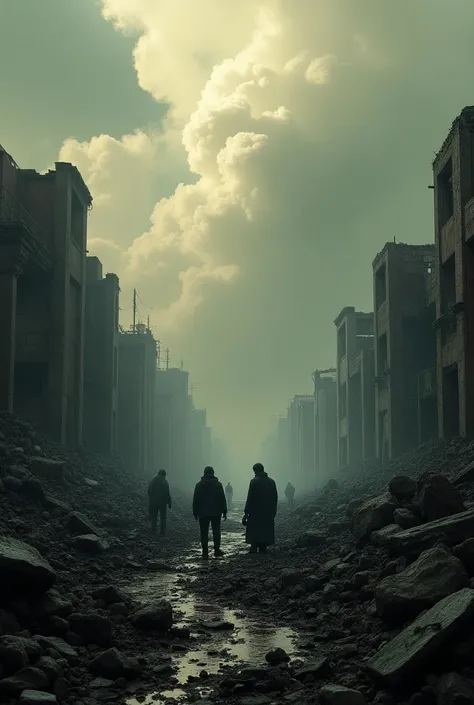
[382,510,474,558]
[131,600,173,631]
[436,672,474,705]
[70,535,109,554]
[29,457,65,481]
[389,476,417,501]
[350,494,397,546]
[0,536,56,596]
[319,684,366,705]
[0,667,49,696]
[295,657,330,680]
[453,538,474,575]
[68,612,112,647]
[265,648,289,666]
[89,647,141,680]
[20,692,58,704]
[34,636,79,664]
[375,546,469,624]
[296,531,327,548]
[394,509,422,530]
[66,511,100,536]
[419,475,465,522]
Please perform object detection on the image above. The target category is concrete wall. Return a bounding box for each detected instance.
[155,368,189,485]
[313,370,337,483]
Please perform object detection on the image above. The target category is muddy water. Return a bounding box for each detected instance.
[125,501,299,704]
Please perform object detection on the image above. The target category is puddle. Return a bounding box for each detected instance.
[125,502,299,705]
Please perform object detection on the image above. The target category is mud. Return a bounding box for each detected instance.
[125,502,299,704]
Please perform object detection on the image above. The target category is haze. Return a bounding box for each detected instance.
[2,0,474,485]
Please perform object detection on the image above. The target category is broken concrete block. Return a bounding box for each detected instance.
[375,545,468,624]
[381,509,474,558]
[350,493,396,546]
[366,587,474,686]
[418,475,465,521]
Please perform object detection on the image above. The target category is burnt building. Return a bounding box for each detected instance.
[117,325,157,473]
[83,256,119,454]
[433,107,474,439]
[0,145,91,445]
[312,368,337,482]
[373,242,437,460]
[334,308,375,470]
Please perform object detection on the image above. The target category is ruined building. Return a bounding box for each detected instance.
[83,256,119,454]
[433,107,474,439]
[373,242,437,461]
[189,407,212,476]
[288,394,315,491]
[117,325,157,474]
[0,146,91,445]
[313,368,337,482]
[155,367,190,485]
[334,308,375,470]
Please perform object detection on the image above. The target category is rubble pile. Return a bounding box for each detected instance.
[0,413,195,704]
[191,438,474,704]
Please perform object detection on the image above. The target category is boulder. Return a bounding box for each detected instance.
[265,648,289,666]
[0,537,56,596]
[453,460,474,486]
[0,609,20,636]
[436,672,474,705]
[393,508,422,530]
[418,475,465,521]
[36,591,72,618]
[29,457,64,481]
[20,692,58,705]
[0,667,49,696]
[453,538,474,575]
[70,534,109,555]
[34,636,78,664]
[89,647,141,680]
[1,636,42,662]
[295,656,330,681]
[366,588,474,686]
[381,510,474,557]
[375,545,468,624]
[131,600,173,631]
[68,612,112,647]
[389,475,417,501]
[350,494,396,546]
[91,585,129,605]
[66,512,100,536]
[319,684,366,705]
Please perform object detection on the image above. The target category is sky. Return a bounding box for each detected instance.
[1,0,474,471]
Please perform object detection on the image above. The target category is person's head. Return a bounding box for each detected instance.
[204,466,215,477]
[252,462,264,476]
[158,469,167,478]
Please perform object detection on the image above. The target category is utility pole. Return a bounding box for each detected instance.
[147,315,150,332]
[165,348,170,370]
[132,288,137,333]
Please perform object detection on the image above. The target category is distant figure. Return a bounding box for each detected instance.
[225,482,233,511]
[243,463,278,554]
[193,466,227,560]
[285,482,295,509]
[148,469,172,536]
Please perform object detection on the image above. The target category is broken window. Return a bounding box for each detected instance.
[338,322,347,361]
[437,157,454,227]
[375,263,387,310]
[441,254,456,312]
[71,190,84,248]
[377,333,388,373]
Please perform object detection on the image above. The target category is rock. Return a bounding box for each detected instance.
[43,496,70,513]
[20,692,58,704]
[0,667,49,695]
[350,494,396,546]
[91,586,129,605]
[90,677,114,688]
[453,538,474,574]
[68,612,112,647]
[295,657,330,680]
[375,545,469,624]
[37,591,72,618]
[89,647,141,680]
[204,619,234,631]
[131,600,173,631]
[393,508,422,530]
[382,510,474,557]
[35,657,63,683]
[319,684,366,705]
[436,672,474,705]
[389,476,417,501]
[265,648,289,666]
[0,639,29,676]
[296,531,327,548]
[418,475,465,522]
[0,609,20,635]
[281,569,304,588]
[70,535,109,554]
[29,456,65,481]
[371,525,401,548]
[20,478,46,502]
[366,588,474,686]
[0,536,56,595]
[66,512,100,536]
[35,636,78,664]
[1,636,42,662]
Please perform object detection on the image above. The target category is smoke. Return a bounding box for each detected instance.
[59,0,474,467]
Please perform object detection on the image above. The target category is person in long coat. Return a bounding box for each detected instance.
[243,463,278,554]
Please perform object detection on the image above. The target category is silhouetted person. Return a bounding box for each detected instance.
[243,463,278,554]
[285,482,295,509]
[225,482,233,511]
[148,469,172,536]
[193,466,227,560]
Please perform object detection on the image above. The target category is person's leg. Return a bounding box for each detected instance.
[160,506,167,535]
[211,517,223,556]
[199,517,210,558]
[149,505,158,534]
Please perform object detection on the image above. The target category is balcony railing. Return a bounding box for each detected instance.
[0,184,52,270]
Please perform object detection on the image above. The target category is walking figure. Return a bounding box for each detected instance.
[225,482,233,511]
[193,466,227,560]
[148,469,172,536]
[243,463,278,554]
[285,482,295,509]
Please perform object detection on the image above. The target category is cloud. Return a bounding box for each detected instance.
[60,0,474,465]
